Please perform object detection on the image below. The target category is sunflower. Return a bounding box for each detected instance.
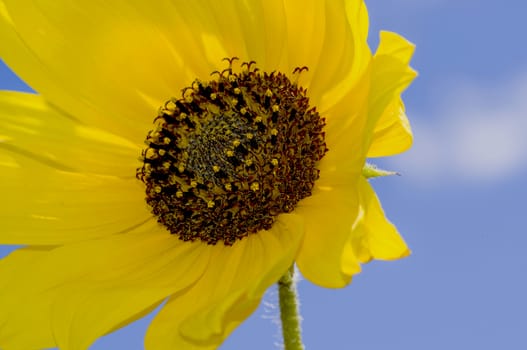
[0,0,416,349]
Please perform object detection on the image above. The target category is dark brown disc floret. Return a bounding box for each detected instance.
[137,60,328,245]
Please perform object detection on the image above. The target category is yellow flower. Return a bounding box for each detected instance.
[0,0,416,349]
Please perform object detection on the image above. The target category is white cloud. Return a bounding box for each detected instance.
[388,73,527,186]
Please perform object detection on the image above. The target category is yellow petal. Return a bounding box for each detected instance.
[350,178,410,263]
[295,170,362,288]
[320,70,371,174]
[366,31,417,156]
[0,90,139,176]
[0,246,55,349]
[282,0,326,87]
[144,214,304,350]
[0,0,210,141]
[283,0,371,110]
[316,1,373,172]
[174,1,287,71]
[0,155,151,245]
[0,221,209,350]
[368,97,413,157]
[308,1,359,104]
[311,0,372,110]
[251,1,288,70]
[0,0,294,143]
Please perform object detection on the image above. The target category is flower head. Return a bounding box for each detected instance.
[0,1,416,349]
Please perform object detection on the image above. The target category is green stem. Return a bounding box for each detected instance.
[278,264,304,350]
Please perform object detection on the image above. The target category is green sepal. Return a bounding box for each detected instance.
[362,162,399,179]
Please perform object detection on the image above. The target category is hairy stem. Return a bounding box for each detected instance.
[278,265,304,350]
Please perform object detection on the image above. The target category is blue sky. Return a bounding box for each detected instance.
[1,1,527,349]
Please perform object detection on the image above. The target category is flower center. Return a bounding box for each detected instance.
[137,59,327,245]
